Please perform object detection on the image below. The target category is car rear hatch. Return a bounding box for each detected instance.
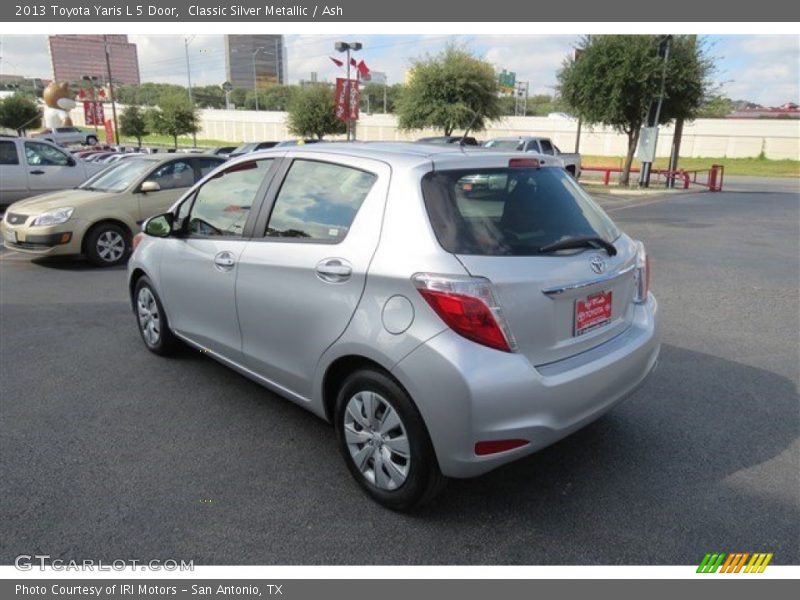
[422,157,638,366]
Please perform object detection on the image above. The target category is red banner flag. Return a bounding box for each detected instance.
[329,56,344,67]
[83,101,105,126]
[357,60,370,78]
[104,119,114,144]
[334,78,359,121]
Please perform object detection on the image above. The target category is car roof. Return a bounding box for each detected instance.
[242,142,556,170]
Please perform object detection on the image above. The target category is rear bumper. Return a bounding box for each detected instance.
[391,294,660,478]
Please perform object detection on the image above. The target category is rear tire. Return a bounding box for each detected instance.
[133,276,177,356]
[84,223,130,267]
[335,368,446,511]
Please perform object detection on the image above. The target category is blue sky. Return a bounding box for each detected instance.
[1,34,798,105]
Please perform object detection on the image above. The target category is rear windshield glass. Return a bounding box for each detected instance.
[421,167,619,256]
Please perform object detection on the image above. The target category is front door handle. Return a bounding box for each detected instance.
[315,258,352,283]
[214,251,236,270]
[30,170,45,175]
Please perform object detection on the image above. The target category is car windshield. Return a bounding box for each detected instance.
[79,158,156,193]
[421,167,619,256]
[483,140,523,150]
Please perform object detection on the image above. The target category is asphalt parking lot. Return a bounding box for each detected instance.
[1,189,798,565]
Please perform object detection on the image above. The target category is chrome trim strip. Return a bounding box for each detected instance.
[542,264,636,296]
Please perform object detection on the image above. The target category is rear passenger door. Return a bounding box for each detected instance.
[0,141,26,206]
[236,154,390,400]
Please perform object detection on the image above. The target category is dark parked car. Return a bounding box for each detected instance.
[417,136,480,146]
[228,141,280,158]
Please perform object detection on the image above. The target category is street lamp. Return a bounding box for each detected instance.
[334,41,362,141]
[252,46,265,111]
[184,35,197,147]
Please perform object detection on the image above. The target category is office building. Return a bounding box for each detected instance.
[225,35,286,89]
[49,35,140,85]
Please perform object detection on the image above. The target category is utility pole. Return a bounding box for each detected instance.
[639,35,672,188]
[103,36,120,145]
[252,46,264,111]
[184,35,196,147]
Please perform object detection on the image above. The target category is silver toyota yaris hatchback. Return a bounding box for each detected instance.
[128,143,660,510]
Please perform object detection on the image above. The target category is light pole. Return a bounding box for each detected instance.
[103,36,120,145]
[640,35,672,188]
[184,35,197,147]
[252,46,265,111]
[334,41,362,141]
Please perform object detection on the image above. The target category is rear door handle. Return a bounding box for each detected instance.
[213,251,236,270]
[30,170,45,175]
[315,258,352,283]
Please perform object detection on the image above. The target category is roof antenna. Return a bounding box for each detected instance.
[459,109,482,148]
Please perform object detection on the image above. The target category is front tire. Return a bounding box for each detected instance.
[84,223,129,267]
[335,368,446,510]
[134,276,177,356]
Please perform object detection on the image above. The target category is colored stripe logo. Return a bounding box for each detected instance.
[697,552,773,573]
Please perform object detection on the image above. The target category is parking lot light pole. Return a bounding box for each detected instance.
[184,35,197,147]
[103,36,120,145]
[252,46,265,111]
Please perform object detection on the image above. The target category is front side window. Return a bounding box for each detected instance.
[266,160,377,242]
[147,160,195,190]
[24,142,70,167]
[187,159,273,237]
[422,166,619,256]
[0,141,19,165]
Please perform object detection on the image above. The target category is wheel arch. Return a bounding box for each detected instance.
[321,354,405,423]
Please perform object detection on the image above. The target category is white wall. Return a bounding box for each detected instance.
[74,106,800,160]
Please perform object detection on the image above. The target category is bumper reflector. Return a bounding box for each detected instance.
[475,439,529,456]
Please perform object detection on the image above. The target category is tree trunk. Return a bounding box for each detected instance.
[173,135,178,149]
[620,128,640,186]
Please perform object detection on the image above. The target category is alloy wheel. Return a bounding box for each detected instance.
[96,230,125,262]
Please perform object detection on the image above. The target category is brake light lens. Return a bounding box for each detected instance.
[412,273,517,352]
[132,232,144,251]
[509,158,540,168]
[633,241,650,303]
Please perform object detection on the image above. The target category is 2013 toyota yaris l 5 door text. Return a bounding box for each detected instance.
[128,143,660,510]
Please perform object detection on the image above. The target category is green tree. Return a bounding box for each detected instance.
[259,85,299,111]
[286,84,345,140]
[696,94,735,118]
[192,85,226,109]
[558,35,713,185]
[361,82,402,114]
[395,45,501,136]
[148,93,200,148]
[0,93,41,135]
[119,104,149,146]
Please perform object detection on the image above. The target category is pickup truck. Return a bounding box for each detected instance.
[33,127,99,147]
[483,136,581,178]
[0,136,105,208]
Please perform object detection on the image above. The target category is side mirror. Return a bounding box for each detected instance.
[143,213,173,238]
[140,181,161,193]
[66,156,76,167]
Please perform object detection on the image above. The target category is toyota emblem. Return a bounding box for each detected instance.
[589,255,606,274]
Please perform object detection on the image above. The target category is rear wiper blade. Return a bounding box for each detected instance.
[539,236,617,256]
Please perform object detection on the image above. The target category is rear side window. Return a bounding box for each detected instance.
[188,159,273,237]
[421,167,618,256]
[539,139,555,155]
[266,160,377,242]
[0,141,19,165]
[192,157,225,180]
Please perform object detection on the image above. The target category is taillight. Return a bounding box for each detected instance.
[412,273,517,352]
[132,232,144,251]
[633,241,650,303]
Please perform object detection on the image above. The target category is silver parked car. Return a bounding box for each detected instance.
[128,144,660,510]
